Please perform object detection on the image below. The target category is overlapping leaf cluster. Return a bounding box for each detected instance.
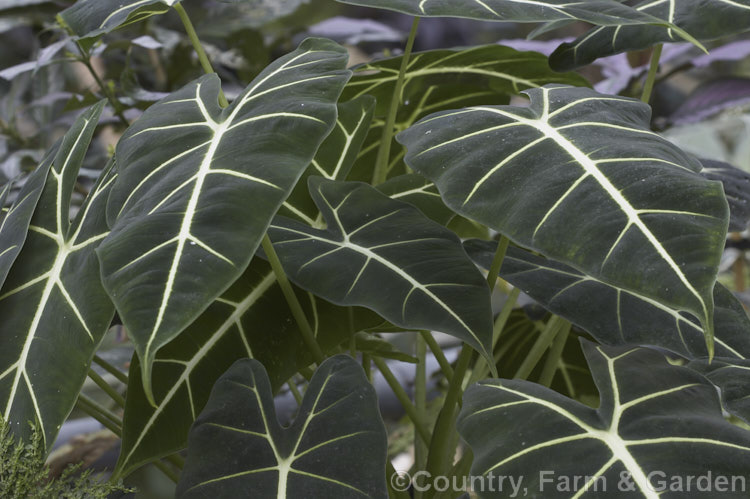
[1,0,750,496]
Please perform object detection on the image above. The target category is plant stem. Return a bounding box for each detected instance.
[152,460,180,483]
[93,354,128,385]
[419,330,453,381]
[538,322,571,387]
[76,394,122,436]
[641,44,663,104]
[423,345,472,492]
[173,3,228,108]
[73,42,130,127]
[386,460,411,499]
[414,334,427,479]
[372,17,420,185]
[87,369,125,408]
[362,353,372,382]
[287,379,303,406]
[164,452,185,470]
[514,315,567,380]
[372,356,431,445]
[486,236,510,292]
[262,234,325,363]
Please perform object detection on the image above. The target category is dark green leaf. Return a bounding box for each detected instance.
[334,0,663,26]
[115,259,380,477]
[176,355,388,498]
[466,239,750,360]
[279,95,375,226]
[268,178,493,361]
[700,158,750,232]
[550,0,750,70]
[97,39,350,402]
[399,85,729,345]
[377,174,455,226]
[0,103,115,448]
[459,341,750,498]
[59,0,172,40]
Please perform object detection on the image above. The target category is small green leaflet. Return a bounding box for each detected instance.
[465,239,750,361]
[551,0,750,70]
[176,355,388,498]
[459,341,750,498]
[115,259,380,477]
[97,38,350,404]
[334,0,664,26]
[279,95,376,226]
[0,102,115,448]
[59,0,173,40]
[268,178,493,361]
[399,85,728,353]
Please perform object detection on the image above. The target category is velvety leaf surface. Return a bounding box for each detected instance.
[688,358,750,424]
[466,239,750,360]
[700,158,750,232]
[116,259,381,477]
[399,85,728,343]
[176,355,387,498]
[335,0,661,26]
[0,103,115,448]
[97,39,350,401]
[268,178,493,361]
[550,0,750,70]
[459,341,750,498]
[59,0,173,39]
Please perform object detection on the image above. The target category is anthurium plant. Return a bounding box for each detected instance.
[2,0,750,497]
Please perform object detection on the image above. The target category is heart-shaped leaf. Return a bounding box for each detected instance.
[59,0,173,40]
[176,355,388,498]
[399,85,729,348]
[459,341,750,498]
[0,102,115,448]
[268,177,493,361]
[97,38,350,403]
[551,0,750,70]
[700,158,750,232]
[335,0,663,26]
[115,259,381,477]
[466,239,750,360]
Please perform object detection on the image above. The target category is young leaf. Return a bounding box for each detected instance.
[115,259,381,478]
[458,341,750,498]
[551,0,750,70]
[267,178,493,362]
[334,0,662,26]
[0,102,115,448]
[399,85,729,348]
[97,38,350,403]
[176,355,388,498]
[59,0,172,40]
[465,239,750,360]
